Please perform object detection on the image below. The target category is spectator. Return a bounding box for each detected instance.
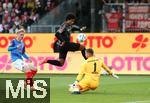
[7,16,14,28]
[4,7,9,22]
[14,16,21,27]
[0,6,3,23]
[103,0,115,3]
[0,0,61,33]
[10,10,16,21]
[0,1,2,7]
[14,3,21,16]
[27,0,35,11]
[125,0,148,3]
[0,20,7,32]
[30,11,39,23]
[18,0,25,6]
[21,11,29,21]
[2,25,9,33]
[9,24,18,33]
[22,14,31,28]
[3,0,13,12]
[45,0,55,11]
[142,0,150,3]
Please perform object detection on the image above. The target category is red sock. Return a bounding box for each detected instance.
[25,70,37,86]
[31,70,37,77]
[25,71,33,86]
[26,78,33,86]
[26,71,33,78]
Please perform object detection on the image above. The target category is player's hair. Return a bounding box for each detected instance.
[86,48,94,55]
[66,13,76,21]
[17,29,25,34]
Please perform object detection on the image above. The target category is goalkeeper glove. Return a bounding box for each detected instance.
[73,80,79,84]
[69,80,79,87]
[111,73,119,79]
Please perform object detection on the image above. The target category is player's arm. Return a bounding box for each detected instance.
[101,61,112,75]
[76,63,86,82]
[71,25,86,32]
[22,46,31,62]
[55,23,66,42]
[102,61,119,79]
[22,53,29,59]
[8,40,17,51]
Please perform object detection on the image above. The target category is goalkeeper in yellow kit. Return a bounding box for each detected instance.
[69,48,119,94]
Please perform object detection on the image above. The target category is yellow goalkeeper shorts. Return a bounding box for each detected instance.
[78,78,99,91]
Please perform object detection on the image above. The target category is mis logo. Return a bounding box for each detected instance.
[0,78,50,103]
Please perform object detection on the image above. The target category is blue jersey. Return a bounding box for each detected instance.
[8,39,29,62]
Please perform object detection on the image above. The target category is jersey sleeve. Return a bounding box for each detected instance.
[71,25,81,32]
[22,45,29,59]
[76,62,86,81]
[22,53,29,59]
[55,23,66,42]
[8,40,17,51]
[101,60,112,75]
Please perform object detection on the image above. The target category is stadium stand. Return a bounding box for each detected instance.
[0,0,63,33]
[0,0,149,33]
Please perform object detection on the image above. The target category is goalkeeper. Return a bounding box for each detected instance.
[69,48,119,94]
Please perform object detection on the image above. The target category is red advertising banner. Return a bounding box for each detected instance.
[125,5,150,31]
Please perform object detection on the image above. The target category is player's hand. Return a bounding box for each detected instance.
[69,80,79,87]
[17,44,22,49]
[111,73,119,79]
[73,80,79,84]
[60,41,65,46]
[80,26,86,31]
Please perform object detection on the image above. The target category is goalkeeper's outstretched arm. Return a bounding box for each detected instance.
[102,62,119,79]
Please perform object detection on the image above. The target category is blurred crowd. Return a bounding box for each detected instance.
[102,0,150,3]
[0,0,60,33]
[125,0,150,3]
[0,0,149,33]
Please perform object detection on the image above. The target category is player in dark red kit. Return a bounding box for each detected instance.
[39,13,87,66]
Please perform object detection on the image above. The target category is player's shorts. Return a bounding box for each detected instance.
[78,78,99,91]
[59,42,80,59]
[12,59,35,72]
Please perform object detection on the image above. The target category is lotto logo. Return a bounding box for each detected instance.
[0,55,11,70]
[132,35,149,51]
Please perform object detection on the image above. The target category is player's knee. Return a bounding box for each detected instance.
[24,63,37,72]
[90,86,98,90]
[91,87,97,90]
[79,45,85,51]
[28,64,37,70]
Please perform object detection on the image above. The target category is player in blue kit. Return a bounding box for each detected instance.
[8,29,37,90]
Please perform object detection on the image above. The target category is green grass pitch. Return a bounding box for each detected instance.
[0,74,150,103]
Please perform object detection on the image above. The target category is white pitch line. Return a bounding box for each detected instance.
[123,100,150,103]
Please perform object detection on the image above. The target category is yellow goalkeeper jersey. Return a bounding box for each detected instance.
[76,56,112,81]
